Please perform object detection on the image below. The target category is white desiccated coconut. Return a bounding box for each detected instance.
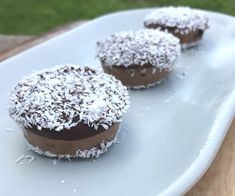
[144,7,209,34]
[26,135,118,159]
[16,154,35,164]
[96,29,180,68]
[8,65,129,131]
[128,79,165,90]
[5,128,13,132]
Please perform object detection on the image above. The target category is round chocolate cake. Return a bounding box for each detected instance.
[96,29,181,89]
[144,7,209,48]
[8,65,129,158]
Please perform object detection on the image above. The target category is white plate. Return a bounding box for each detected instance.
[0,8,235,196]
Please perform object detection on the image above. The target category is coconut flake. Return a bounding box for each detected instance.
[128,79,165,90]
[5,128,13,132]
[16,154,35,165]
[8,65,129,131]
[96,29,180,68]
[144,7,209,34]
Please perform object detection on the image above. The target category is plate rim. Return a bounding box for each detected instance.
[1,8,235,196]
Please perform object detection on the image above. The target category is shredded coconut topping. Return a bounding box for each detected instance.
[96,29,180,68]
[8,65,129,131]
[144,7,209,34]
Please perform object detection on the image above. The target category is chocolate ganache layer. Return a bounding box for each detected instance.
[102,63,171,87]
[26,122,120,141]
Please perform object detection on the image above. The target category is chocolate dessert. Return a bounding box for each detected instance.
[144,7,209,48]
[8,65,129,158]
[96,29,181,89]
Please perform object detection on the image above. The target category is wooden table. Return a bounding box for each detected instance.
[0,22,234,196]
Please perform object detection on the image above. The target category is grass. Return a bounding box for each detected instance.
[0,0,235,35]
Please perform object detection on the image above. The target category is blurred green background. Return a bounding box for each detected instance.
[0,0,234,35]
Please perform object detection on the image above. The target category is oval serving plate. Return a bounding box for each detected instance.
[0,8,235,196]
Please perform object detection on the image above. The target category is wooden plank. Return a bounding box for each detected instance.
[0,20,234,196]
[186,119,235,196]
[0,20,87,62]
[0,35,32,53]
